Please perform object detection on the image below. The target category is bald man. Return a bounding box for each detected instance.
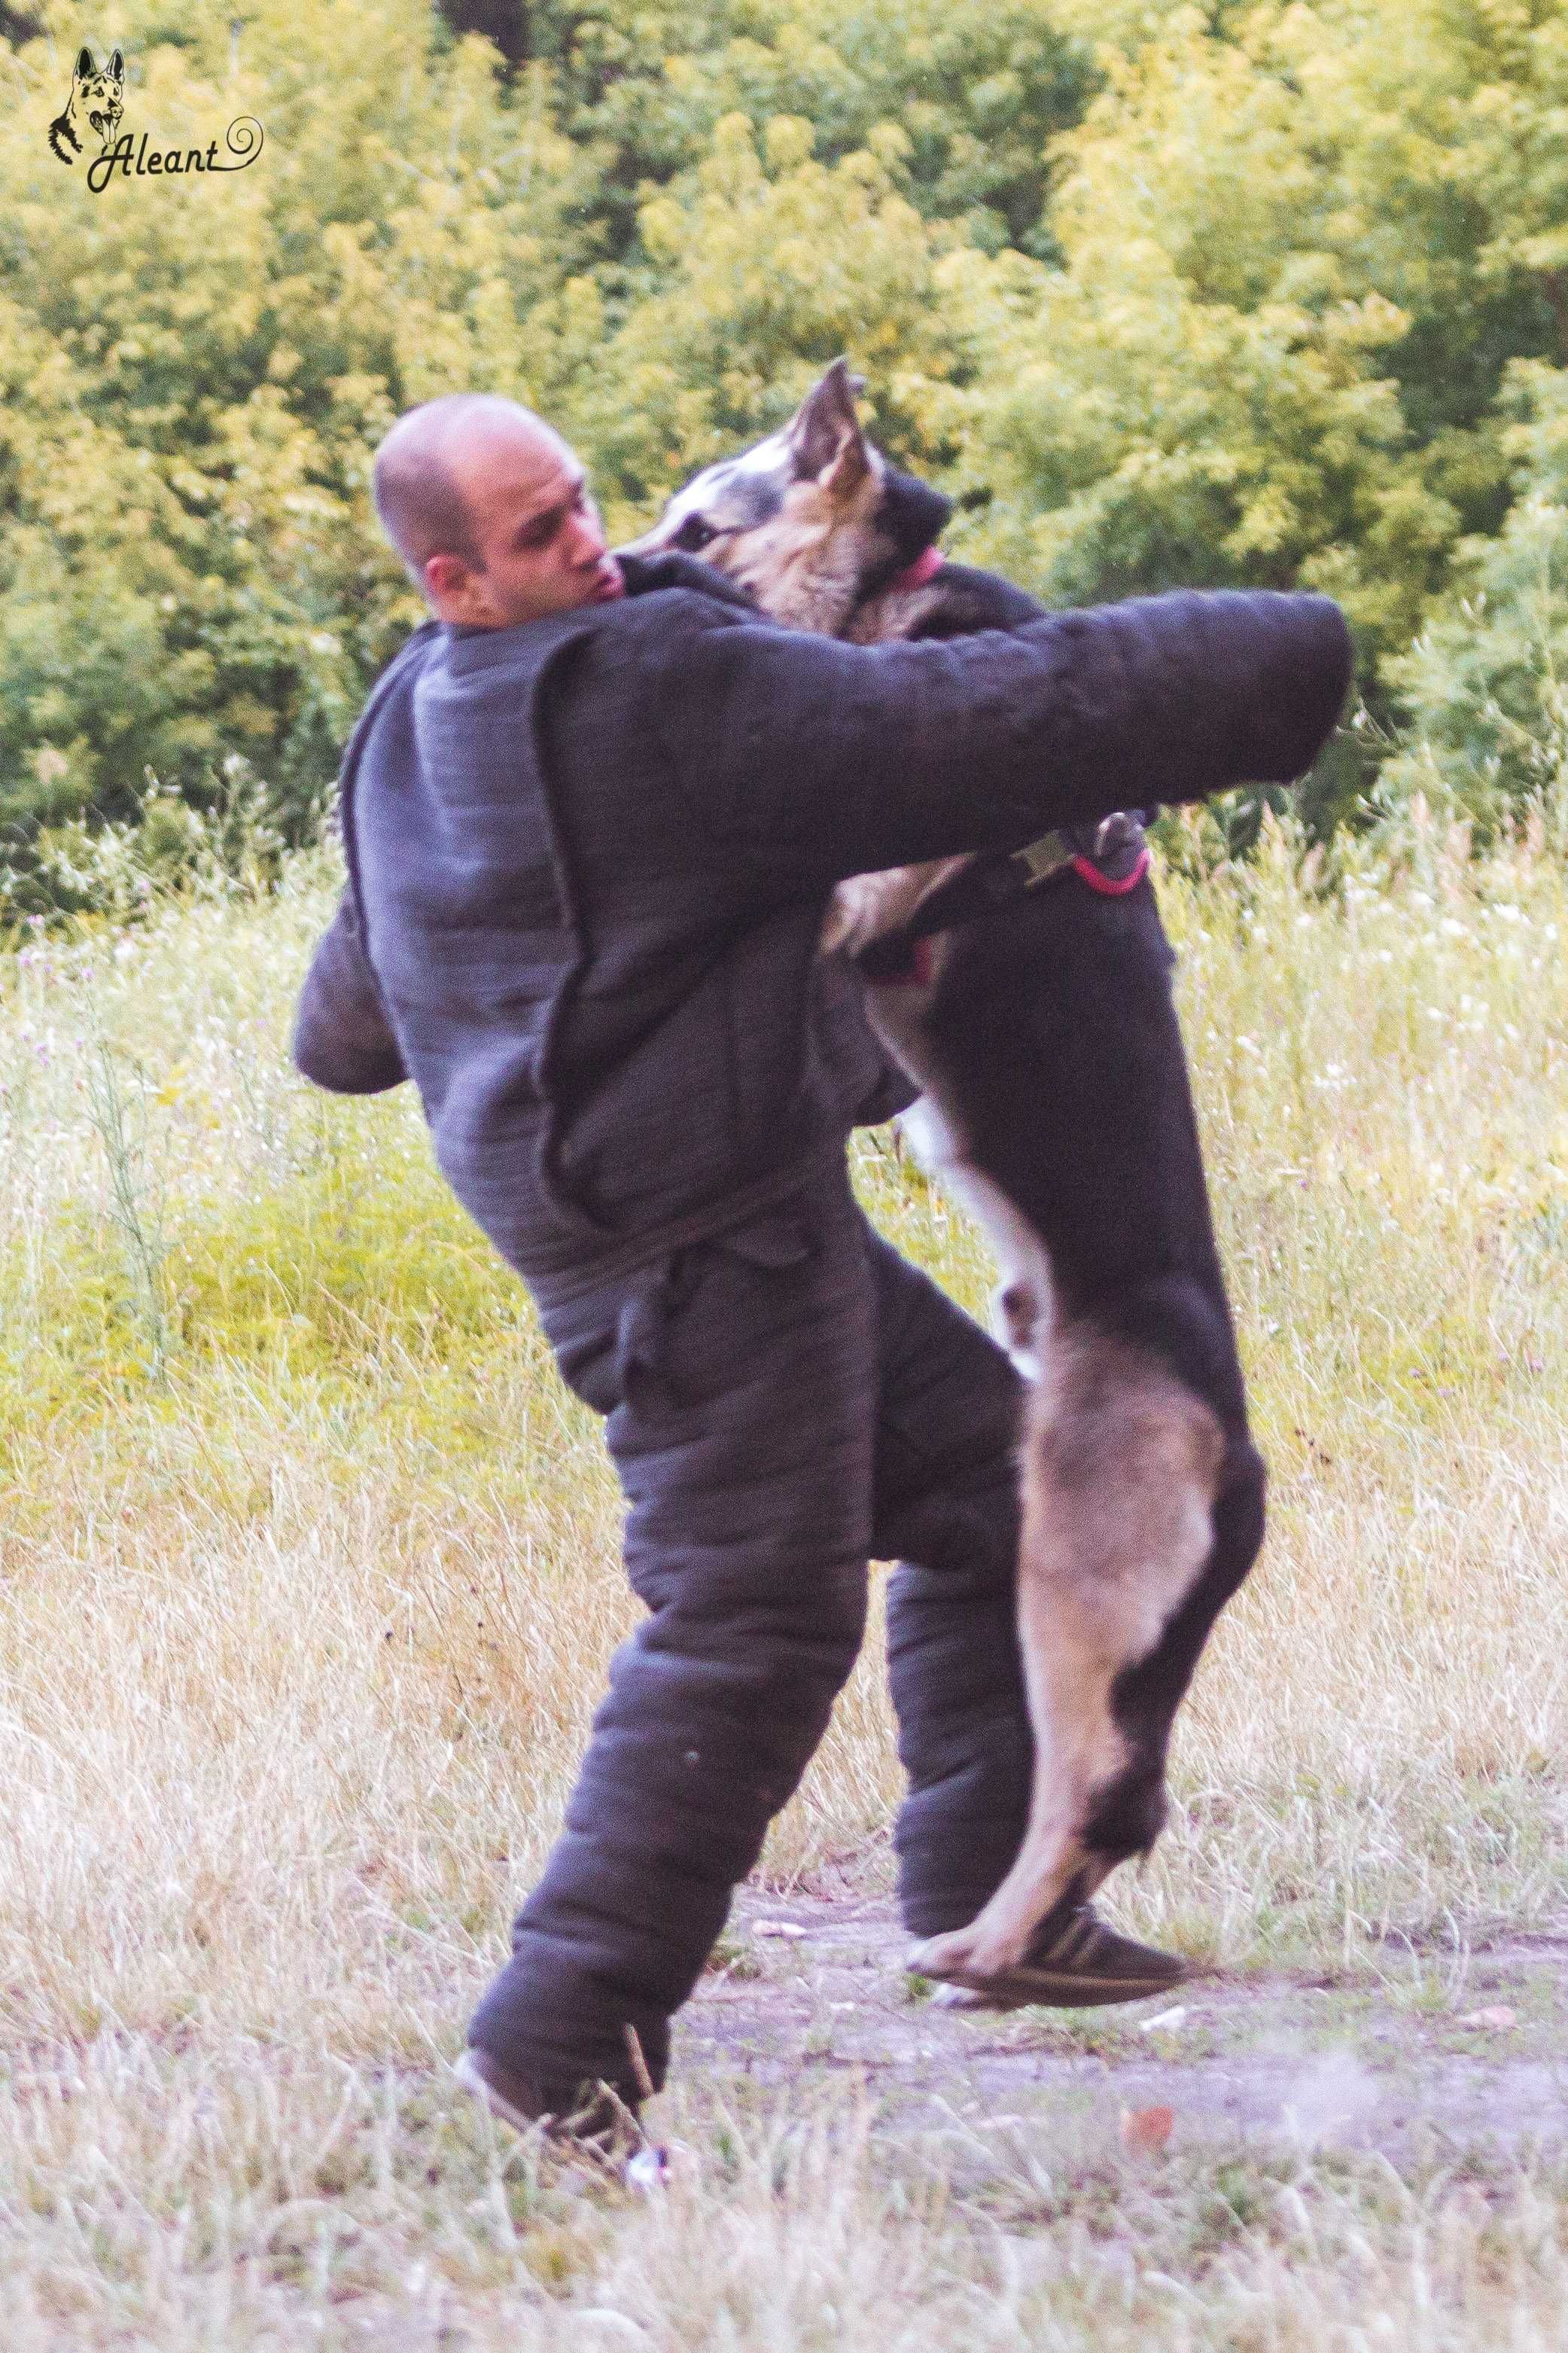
[293,391,1352,2149]
[372,394,629,626]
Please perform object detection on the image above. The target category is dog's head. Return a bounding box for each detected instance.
[69,47,125,148]
[619,359,951,635]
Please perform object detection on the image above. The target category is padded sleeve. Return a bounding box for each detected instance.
[291,889,408,1095]
[650,586,1353,883]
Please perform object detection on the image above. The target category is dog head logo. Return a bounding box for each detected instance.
[48,45,126,166]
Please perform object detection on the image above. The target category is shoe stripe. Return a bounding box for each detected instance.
[1061,1913,1101,1964]
[1034,1912,1082,1964]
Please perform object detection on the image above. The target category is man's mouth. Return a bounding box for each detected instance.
[591,560,625,601]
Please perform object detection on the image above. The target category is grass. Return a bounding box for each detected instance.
[2,809,1567,2342]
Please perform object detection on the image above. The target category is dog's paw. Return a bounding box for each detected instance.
[909,1925,988,1981]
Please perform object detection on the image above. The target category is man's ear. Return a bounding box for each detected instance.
[422,551,469,605]
[786,358,870,484]
[108,48,125,79]
[75,46,95,78]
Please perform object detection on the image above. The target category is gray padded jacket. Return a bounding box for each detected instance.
[292,553,1352,1294]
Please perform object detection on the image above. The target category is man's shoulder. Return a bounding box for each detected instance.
[352,576,766,752]
[447,575,760,681]
[554,572,768,705]
[367,616,444,690]
[908,560,1046,636]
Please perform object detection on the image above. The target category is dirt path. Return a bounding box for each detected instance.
[674,1875,1568,2158]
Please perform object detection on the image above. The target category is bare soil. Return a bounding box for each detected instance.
[674,1870,1568,2159]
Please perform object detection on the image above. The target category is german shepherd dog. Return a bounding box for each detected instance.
[48,47,125,166]
[620,362,1268,2007]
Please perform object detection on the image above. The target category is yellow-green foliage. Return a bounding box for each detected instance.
[8,0,1568,892]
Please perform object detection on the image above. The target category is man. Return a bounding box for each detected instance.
[293,391,1352,2143]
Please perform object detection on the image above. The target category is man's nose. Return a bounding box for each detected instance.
[565,507,607,565]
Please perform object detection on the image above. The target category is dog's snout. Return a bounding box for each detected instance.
[614,525,677,560]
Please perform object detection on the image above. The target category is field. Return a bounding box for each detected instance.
[3,812,1568,2346]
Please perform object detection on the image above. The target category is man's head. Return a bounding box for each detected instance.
[371,394,623,628]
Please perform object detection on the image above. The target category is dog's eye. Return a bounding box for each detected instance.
[672,516,716,553]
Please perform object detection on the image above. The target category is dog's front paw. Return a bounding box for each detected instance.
[910,1924,991,1982]
[914,1906,1190,2010]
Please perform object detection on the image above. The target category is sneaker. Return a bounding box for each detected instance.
[918,1901,1189,2010]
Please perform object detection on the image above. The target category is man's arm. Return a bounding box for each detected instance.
[650,585,1353,883]
[291,890,408,1094]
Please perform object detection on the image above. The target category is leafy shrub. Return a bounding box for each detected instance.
[1384,363,1568,834]
[8,0,1568,906]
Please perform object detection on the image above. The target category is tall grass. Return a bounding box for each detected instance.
[2,813,1566,2342]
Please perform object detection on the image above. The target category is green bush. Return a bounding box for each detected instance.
[1384,362,1568,833]
[8,0,1568,913]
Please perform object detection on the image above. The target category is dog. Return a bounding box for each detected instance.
[619,361,1268,2006]
[49,46,125,166]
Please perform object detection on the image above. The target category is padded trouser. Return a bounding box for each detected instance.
[467,1157,1032,2100]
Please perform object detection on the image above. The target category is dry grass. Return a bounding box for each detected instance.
[2,812,1567,2343]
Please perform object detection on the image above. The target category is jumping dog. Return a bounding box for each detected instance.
[48,46,125,166]
[620,362,1268,2007]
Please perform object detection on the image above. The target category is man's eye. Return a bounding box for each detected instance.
[673,515,716,552]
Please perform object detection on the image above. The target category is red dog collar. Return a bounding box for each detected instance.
[1071,843,1152,896]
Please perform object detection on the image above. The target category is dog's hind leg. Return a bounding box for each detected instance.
[914,1321,1232,1985]
[896,869,1268,1997]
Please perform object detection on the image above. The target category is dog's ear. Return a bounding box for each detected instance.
[787,358,869,484]
[75,46,95,78]
[819,419,873,504]
[108,48,125,80]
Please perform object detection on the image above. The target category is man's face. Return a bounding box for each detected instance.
[426,423,624,627]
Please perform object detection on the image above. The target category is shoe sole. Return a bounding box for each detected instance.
[922,1957,1189,2010]
[453,2047,548,2133]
